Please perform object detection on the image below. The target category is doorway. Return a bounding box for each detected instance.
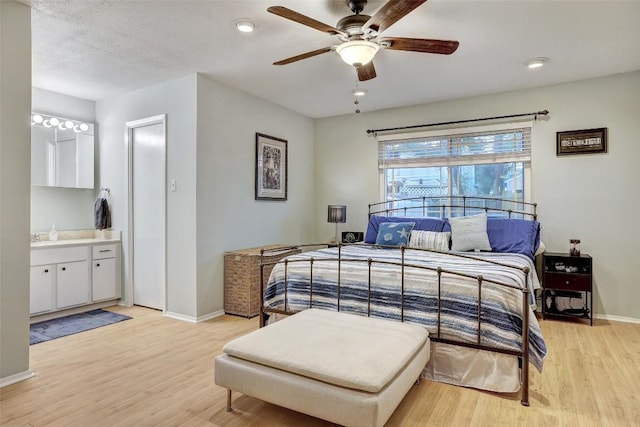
[125,115,166,310]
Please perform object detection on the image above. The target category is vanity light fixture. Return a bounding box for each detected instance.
[524,57,548,69]
[32,113,90,133]
[235,20,255,33]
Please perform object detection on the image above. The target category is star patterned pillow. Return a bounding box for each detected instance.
[374,222,415,247]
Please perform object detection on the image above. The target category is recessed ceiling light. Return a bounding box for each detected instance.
[524,57,548,69]
[235,20,255,33]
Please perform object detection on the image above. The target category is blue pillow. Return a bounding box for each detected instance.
[375,222,415,247]
[486,218,541,259]
[365,216,445,244]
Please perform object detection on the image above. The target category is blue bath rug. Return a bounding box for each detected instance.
[30,309,131,345]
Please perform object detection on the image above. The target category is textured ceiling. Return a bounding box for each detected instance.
[31,0,640,118]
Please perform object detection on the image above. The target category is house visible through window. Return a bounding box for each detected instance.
[378,123,532,217]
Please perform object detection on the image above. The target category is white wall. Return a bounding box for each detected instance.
[314,71,640,320]
[96,73,315,320]
[195,75,315,317]
[31,88,97,232]
[0,0,32,383]
[96,74,198,317]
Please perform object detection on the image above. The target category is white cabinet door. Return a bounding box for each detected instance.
[56,260,90,309]
[30,265,54,314]
[92,258,117,301]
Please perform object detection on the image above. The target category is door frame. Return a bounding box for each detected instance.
[124,114,167,310]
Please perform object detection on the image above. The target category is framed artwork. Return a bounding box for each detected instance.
[255,133,288,201]
[556,128,607,156]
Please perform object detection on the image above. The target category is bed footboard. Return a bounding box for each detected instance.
[259,243,543,406]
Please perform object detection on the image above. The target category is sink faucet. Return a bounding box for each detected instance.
[30,233,41,242]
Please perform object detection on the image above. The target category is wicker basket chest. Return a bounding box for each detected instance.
[224,244,301,318]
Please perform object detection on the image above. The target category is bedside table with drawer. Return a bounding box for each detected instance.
[541,252,593,325]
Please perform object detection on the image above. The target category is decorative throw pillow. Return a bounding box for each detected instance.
[408,231,451,251]
[449,213,492,252]
[375,222,415,247]
[364,216,446,244]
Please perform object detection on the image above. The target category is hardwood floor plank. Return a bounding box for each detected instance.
[1,306,639,426]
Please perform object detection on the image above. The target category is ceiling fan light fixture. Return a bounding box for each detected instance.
[524,57,548,69]
[235,20,255,33]
[336,40,379,66]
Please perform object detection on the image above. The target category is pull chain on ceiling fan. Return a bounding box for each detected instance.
[268,0,459,81]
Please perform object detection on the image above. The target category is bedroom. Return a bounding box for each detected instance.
[1,0,640,425]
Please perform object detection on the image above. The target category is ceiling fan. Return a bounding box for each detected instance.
[268,0,459,81]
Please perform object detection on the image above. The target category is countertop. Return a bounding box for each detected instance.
[30,229,121,249]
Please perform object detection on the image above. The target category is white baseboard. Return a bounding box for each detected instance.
[0,370,35,388]
[164,309,225,324]
[196,309,225,323]
[594,314,640,324]
[164,311,197,323]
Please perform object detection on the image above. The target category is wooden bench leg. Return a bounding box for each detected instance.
[227,389,233,412]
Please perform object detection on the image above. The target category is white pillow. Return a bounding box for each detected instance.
[535,240,546,256]
[450,213,491,252]
[409,231,451,252]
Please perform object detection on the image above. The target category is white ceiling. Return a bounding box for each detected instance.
[30,0,640,118]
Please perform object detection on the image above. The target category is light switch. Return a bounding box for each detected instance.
[170,178,176,192]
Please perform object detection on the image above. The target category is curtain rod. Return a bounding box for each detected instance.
[366,110,549,135]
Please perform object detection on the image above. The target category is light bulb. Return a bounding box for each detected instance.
[58,123,66,130]
[524,57,548,69]
[79,123,89,132]
[235,21,254,33]
[73,125,81,132]
[32,114,44,124]
[65,120,74,129]
[49,117,60,126]
[43,119,52,128]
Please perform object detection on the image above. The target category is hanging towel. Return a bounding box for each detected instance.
[94,196,112,230]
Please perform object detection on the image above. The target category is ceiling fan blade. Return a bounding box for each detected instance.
[273,47,334,65]
[379,37,459,55]
[267,6,347,37]
[362,0,428,33]
[357,62,377,81]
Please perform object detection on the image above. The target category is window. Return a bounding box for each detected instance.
[378,123,531,217]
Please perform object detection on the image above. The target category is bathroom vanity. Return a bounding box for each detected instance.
[30,231,121,320]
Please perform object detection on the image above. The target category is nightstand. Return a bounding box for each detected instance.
[541,252,593,325]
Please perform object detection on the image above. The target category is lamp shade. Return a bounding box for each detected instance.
[335,40,379,66]
[327,205,346,223]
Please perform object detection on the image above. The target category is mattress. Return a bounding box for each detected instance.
[263,245,547,372]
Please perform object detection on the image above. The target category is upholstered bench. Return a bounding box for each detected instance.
[214,308,430,427]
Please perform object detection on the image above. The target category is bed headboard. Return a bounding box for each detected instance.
[368,196,537,221]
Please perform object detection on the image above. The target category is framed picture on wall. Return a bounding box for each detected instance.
[556,128,607,156]
[255,133,288,201]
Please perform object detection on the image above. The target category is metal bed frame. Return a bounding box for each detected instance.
[368,195,537,220]
[258,197,540,406]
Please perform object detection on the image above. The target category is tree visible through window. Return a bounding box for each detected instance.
[379,125,531,217]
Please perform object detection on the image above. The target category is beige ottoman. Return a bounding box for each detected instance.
[215,308,430,427]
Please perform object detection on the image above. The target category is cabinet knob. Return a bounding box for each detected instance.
[62,267,66,271]
[566,281,570,285]
[44,269,49,273]
[96,263,100,267]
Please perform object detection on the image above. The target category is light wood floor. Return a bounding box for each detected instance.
[2,306,639,427]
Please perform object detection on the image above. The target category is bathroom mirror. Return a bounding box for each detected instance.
[31,113,94,189]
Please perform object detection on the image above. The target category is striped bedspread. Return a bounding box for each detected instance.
[263,245,547,371]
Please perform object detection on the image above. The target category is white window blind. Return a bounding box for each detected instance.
[378,123,531,169]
